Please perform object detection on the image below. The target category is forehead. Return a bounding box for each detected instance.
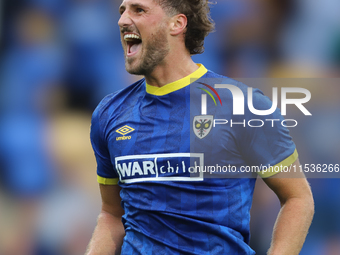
[120,0,159,8]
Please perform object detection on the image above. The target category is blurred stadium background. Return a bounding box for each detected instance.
[0,0,339,254]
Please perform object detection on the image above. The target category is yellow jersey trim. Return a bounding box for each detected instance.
[97,176,119,185]
[146,64,208,96]
[258,149,299,178]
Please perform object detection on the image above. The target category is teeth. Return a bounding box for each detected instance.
[124,34,141,41]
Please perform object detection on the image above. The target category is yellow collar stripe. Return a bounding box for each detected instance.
[146,64,208,96]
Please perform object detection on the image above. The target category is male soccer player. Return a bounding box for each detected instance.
[86,0,314,254]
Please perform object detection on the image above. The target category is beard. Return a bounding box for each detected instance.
[125,25,170,76]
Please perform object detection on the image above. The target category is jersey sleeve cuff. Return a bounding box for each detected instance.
[97,176,119,185]
[258,149,299,178]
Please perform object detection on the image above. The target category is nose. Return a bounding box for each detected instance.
[118,10,132,28]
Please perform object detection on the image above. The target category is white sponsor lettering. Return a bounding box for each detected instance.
[115,153,204,183]
[143,161,155,175]
[116,162,131,177]
[132,162,143,176]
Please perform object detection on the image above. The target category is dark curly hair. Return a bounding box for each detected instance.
[158,0,215,55]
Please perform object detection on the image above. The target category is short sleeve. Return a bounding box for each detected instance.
[239,88,298,178]
[90,105,119,185]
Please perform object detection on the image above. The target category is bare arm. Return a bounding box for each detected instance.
[263,159,314,255]
[85,184,125,255]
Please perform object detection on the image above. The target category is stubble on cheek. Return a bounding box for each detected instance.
[122,22,170,75]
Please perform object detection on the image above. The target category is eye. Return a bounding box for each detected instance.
[136,8,145,13]
[119,7,125,15]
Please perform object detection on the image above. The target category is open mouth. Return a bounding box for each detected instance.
[124,33,142,57]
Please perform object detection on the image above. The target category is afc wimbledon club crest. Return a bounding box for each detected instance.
[193,115,213,139]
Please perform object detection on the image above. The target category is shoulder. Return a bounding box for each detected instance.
[92,78,145,123]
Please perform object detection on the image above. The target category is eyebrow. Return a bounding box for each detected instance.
[131,3,148,9]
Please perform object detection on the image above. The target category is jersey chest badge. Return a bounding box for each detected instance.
[193,115,213,139]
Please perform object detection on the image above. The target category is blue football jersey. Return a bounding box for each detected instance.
[90,64,297,254]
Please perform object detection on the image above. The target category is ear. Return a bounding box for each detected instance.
[169,14,187,36]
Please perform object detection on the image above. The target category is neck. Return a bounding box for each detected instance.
[144,53,198,87]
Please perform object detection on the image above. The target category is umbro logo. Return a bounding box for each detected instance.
[116,125,135,135]
[116,125,135,141]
